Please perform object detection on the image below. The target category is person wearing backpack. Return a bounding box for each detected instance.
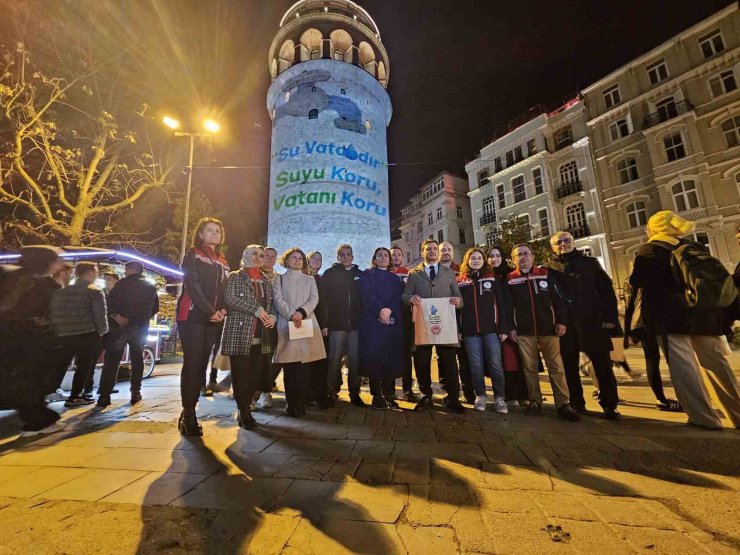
[629,211,740,430]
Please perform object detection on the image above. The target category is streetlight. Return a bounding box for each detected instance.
[162,115,220,265]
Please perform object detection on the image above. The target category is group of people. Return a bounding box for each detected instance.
[0,209,737,437]
[0,248,158,435]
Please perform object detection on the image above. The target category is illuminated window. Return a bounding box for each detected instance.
[559,160,578,184]
[527,139,537,156]
[709,71,737,97]
[698,29,725,59]
[672,180,699,212]
[554,127,573,150]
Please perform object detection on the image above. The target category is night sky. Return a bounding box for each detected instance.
[2,0,733,265]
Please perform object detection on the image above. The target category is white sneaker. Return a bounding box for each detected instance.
[474,396,487,412]
[256,392,272,409]
[494,398,509,414]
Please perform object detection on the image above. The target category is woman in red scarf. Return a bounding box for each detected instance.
[176,217,230,436]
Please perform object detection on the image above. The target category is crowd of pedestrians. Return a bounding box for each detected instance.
[0,211,738,437]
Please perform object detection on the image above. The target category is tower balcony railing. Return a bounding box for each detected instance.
[479,212,496,227]
[555,179,583,200]
[642,100,694,130]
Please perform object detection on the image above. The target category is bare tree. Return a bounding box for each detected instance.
[0,41,177,246]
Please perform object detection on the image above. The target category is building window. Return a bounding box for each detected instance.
[340,88,346,95]
[532,167,543,195]
[308,108,319,119]
[438,230,444,243]
[518,214,531,239]
[311,86,317,92]
[477,169,489,188]
[416,223,423,233]
[609,119,630,141]
[428,234,434,240]
[656,97,678,123]
[514,146,523,162]
[526,139,537,156]
[505,150,514,166]
[720,116,740,148]
[459,227,466,244]
[566,202,587,232]
[406,251,411,262]
[709,71,737,97]
[663,132,686,162]
[485,231,497,247]
[698,29,725,59]
[537,208,550,236]
[334,49,345,61]
[646,59,669,85]
[512,175,526,203]
[672,180,699,212]
[427,213,433,225]
[482,196,495,216]
[559,160,578,184]
[494,157,503,172]
[617,158,639,184]
[603,84,621,109]
[496,184,506,209]
[554,127,573,150]
[436,207,442,221]
[625,201,647,228]
[456,205,463,219]
[310,48,321,60]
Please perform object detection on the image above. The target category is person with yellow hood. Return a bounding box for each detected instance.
[629,210,740,430]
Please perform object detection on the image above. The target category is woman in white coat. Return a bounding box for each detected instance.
[272,247,326,416]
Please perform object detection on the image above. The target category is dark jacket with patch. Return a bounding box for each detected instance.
[176,247,230,323]
[456,271,513,337]
[319,263,363,331]
[506,266,566,336]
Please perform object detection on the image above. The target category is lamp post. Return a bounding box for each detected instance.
[162,116,221,265]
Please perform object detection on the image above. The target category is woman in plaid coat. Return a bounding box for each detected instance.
[220,245,277,430]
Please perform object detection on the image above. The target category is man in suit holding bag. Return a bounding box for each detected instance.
[402,240,465,413]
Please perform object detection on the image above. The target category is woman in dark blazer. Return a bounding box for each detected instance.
[220,245,277,431]
[176,218,230,436]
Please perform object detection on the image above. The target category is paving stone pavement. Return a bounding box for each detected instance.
[0,352,738,554]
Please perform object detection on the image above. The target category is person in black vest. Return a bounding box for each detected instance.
[544,231,620,419]
[97,261,159,407]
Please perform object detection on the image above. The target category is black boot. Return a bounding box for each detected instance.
[178,412,203,437]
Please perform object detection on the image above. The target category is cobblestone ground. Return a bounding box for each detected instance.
[0,352,738,554]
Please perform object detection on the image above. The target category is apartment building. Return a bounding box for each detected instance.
[397,172,473,267]
[465,99,613,274]
[582,3,740,288]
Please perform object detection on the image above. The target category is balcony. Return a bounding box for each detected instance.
[567,224,591,239]
[642,100,694,130]
[555,179,583,200]
[479,212,496,227]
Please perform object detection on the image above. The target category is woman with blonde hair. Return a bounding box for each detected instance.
[272,247,326,416]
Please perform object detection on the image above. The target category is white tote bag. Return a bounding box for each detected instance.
[413,298,458,345]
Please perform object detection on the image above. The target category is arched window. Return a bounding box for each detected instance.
[308,109,318,120]
[625,201,647,228]
[672,180,699,212]
[617,158,639,184]
[566,202,587,236]
[333,49,345,61]
[559,160,578,184]
[721,116,740,147]
[709,70,737,97]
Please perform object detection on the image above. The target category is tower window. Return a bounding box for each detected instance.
[341,88,346,95]
[308,109,318,119]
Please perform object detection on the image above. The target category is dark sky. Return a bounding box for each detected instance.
[2,0,732,265]
[192,0,732,264]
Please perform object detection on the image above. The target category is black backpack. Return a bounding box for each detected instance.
[670,240,736,310]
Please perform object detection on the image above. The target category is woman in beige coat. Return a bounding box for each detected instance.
[273,247,326,416]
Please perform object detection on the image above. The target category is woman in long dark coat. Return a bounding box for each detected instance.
[359,247,404,410]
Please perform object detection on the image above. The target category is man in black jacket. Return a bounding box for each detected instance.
[97,261,159,407]
[320,244,364,406]
[545,231,620,419]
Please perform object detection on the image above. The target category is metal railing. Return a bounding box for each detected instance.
[556,179,583,199]
[642,100,693,130]
[567,224,591,239]
[479,212,496,226]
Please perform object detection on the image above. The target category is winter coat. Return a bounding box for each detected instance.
[358,268,404,379]
[507,266,567,336]
[176,247,230,323]
[456,271,513,337]
[545,250,617,351]
[272,269,326,364]
[629,240,723,336]
[220,269,276,356]
[401,263,463,306]
[107,274,159,327]
[319,263,363,331]
[50,279,108,337]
